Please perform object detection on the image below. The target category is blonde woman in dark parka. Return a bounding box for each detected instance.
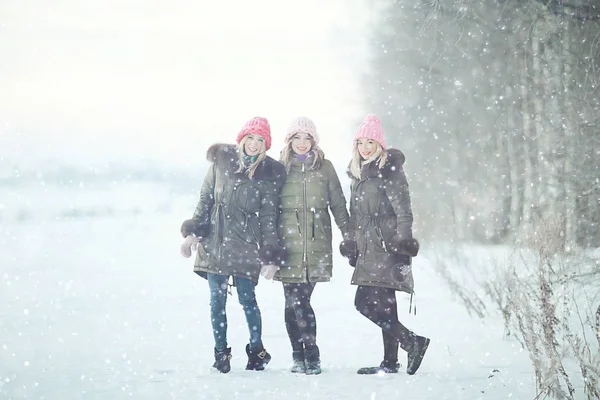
[339,114,430,375]
[179,117,286,374]
[274,116,351,375]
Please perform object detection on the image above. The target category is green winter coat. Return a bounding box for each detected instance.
[184,143,286,283]
[348,148,415,295]
[274,151,350,283]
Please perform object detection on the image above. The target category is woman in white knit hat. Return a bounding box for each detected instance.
[274,116,351,375]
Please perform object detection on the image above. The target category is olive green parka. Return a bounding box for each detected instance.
[274,150,350,283]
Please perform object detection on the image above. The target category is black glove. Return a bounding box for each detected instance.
[389,236,420,257]
[340,240,358,258]
[348,256,357,268]
[181,219,198,238]
[340,240,359,268]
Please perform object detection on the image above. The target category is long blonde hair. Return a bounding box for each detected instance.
[349,141,387,180]
[236,135,266,179]
[280,136,323,173]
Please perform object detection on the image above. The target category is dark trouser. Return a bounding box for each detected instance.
[355,285,415,362]
[207,273,263,352]
[283,282,317,351]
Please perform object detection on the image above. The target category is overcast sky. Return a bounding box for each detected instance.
[0,0,369,168]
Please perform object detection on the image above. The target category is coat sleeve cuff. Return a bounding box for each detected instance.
[259,244,287,265]
[389,236,420,257]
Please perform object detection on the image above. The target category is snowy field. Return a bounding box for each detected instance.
[0,186,539,399]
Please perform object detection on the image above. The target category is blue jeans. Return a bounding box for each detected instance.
[207,273,263,352]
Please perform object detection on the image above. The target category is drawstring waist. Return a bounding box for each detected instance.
[212,203,260,252]
[356,215,390,260]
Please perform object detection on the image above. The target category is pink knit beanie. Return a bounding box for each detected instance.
[236,116,272,150]
[354,114,386,149]
[284,116,319,145]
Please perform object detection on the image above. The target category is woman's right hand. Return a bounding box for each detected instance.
[339,239,358,257]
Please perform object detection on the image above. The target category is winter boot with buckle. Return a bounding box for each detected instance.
[304,346,321,375]
[212,347,232,374]
[357,359,400,375]
[290,350,306,373]
[406,335,430,375]
[245,344,272,371]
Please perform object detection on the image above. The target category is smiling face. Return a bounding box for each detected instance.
[356,138,379,159]
[290,132,313,155]
[244,134,266,156]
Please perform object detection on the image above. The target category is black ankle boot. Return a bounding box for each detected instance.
[406,335,430,375]
[304,346,321,375]
[245,344,272,371]
[357,359,400,375]
[212,347,232,373]
[290,350,306,373]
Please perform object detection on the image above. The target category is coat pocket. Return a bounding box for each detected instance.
[194,241,213,268]
[295,209,302,235]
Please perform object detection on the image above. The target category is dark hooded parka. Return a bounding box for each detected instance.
[348,148,415,295]
[183,143,286,283]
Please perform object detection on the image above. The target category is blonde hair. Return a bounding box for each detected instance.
[349,141,387,180]
[280,136,323,173]
[236,135,266,179]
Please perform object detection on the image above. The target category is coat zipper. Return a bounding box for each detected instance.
[302,162,309,280]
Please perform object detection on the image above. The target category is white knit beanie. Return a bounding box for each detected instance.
[284,116,319,145]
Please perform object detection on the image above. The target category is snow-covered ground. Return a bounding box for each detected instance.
[0,188,539,399]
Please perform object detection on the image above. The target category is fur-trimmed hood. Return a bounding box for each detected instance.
[347,148,406,180]
[207,143,286,183]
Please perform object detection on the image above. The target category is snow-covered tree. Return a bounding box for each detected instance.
[361,0,600,249]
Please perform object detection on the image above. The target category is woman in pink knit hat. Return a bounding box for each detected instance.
[179,116,286,373]
[339,114,430,376]
[274,116,351,375]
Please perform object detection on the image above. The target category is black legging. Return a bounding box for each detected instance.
[355,285,415,362]
[283,282,317,351]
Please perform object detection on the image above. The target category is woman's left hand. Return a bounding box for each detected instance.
[260,264,278,280]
